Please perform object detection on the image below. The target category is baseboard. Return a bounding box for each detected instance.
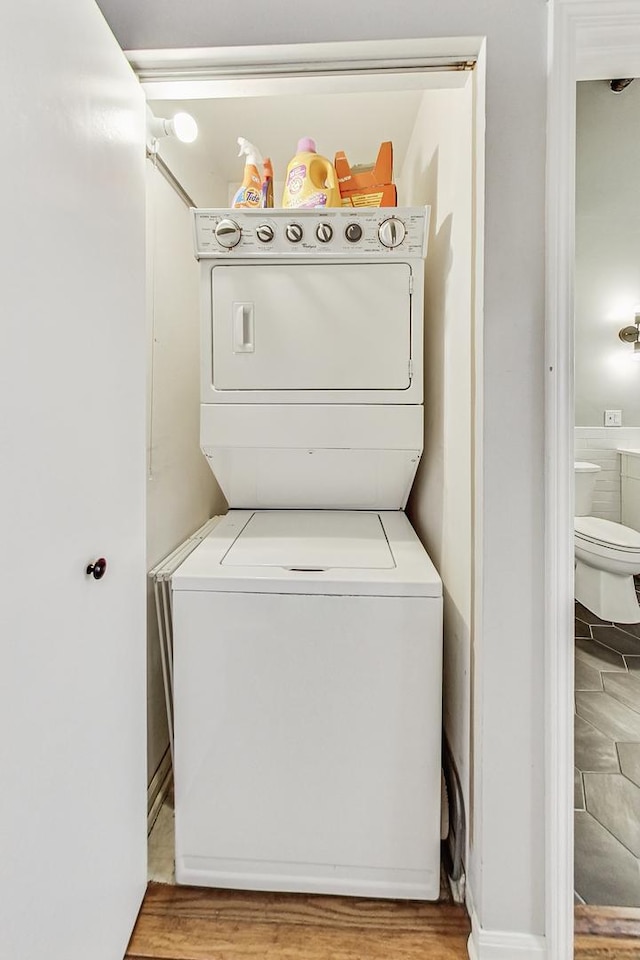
[147,748,172,835]
[466,891,547,959]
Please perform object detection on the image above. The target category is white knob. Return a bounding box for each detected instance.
[256,223,274,243]
[316,223,333,243]
[215,218,242,248]
[378,217,406,248]
[285,222,304,243]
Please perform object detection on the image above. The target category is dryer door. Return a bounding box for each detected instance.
[210,262,412,391]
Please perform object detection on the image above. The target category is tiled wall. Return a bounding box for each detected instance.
[575,427,640,522]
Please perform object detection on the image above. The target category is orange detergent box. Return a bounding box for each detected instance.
[333,140,397,207]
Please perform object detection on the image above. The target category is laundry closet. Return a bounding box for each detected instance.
[143,69,477,890]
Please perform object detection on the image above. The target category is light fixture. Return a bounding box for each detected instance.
[146,109,198,153]
[618,311,640,360]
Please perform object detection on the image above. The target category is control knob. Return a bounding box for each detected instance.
[378,217,406,248]
[256,223,274,243]
[215,218,242,248]
[345,222,363,243]
[316,223,333,243]
[285,222,303,243]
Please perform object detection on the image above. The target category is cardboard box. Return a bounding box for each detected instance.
[334,140,397,208]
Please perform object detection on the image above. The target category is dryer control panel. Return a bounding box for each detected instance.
[193,207,429,259]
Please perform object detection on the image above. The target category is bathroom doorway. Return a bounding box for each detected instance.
[573,78,640,908]
[547,3,640,954]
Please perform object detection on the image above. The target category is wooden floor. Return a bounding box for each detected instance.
[126,884,471,960]
[127,884,640,959]
[574,936,640,959]
[575,906,640,958]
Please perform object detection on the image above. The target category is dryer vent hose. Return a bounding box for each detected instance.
[441,735,466,883]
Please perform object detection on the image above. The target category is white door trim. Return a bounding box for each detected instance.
[546,3,640,959]
[130,38,480,104]
[128,37,481,88]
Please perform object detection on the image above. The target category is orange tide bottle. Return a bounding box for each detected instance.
[232,138,263,209]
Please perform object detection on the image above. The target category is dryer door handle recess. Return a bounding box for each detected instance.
[233,302,255,353]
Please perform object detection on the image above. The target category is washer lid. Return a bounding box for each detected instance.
[575,516,640,551]
[172,510,442,597]
[221,511,394,569]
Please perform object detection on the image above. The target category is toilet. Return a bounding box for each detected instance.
[574,460,640,623]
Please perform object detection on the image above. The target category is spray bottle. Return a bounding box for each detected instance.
[232,138,263,208]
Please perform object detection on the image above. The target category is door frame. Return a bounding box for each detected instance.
[142,34,626,960]
[136,27,485,898]
[138,14,640,954]
[546,2,640,957]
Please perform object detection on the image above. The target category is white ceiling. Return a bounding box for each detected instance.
[151,88,426,187]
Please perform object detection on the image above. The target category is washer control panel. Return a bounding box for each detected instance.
[193,208,429,258]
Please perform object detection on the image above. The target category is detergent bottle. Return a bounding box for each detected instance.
[261,157,274,208]
[282,138,341,209]
[232,138,263,208]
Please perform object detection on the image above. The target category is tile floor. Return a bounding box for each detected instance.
[148,793,175,884]
[574,596,640,906]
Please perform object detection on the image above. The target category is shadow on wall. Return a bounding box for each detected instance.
[406,146,454,568]
[404,143,471,845]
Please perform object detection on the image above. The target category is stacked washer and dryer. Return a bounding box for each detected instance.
[172,207,443,900]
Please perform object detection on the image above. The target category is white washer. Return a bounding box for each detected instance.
[172,509,443,900]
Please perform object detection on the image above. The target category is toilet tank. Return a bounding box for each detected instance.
[574,461,600,516]
[620,450,640,531]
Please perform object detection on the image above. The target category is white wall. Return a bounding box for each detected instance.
[575,80,640,427]
[96,0,549,948]
[156,134,227,207]
[145,162,226,783]
[402,83,474,862]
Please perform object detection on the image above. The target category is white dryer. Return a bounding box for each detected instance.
[173,207,443,900]
[193,207,428,509]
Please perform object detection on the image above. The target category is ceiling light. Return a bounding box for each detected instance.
[147,109,198,152]
[169,112,198,143]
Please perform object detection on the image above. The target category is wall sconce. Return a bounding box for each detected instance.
[146,109,198,153]
[619,311,640,361]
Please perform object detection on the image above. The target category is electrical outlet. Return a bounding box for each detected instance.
[604,409,622,427]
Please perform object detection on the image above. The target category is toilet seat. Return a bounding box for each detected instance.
[574,516,640,622]
[574,456,640,622]
[574,517,640,553]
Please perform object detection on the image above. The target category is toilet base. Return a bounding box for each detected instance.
[575,560,640,623]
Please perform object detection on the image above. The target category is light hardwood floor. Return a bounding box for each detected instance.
[126,884,640,959]
[126,884,471,960]
[574,937,640,959]
[574,906,640,958]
